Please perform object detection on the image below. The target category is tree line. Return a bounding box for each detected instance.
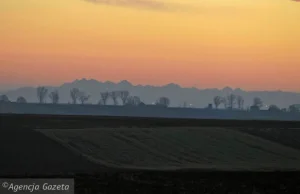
[212,95,299,113]
[0,86,299,113]
[0,87,170,108]
[213,95,262,110]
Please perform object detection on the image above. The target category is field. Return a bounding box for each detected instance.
[37,127,300,171]
[1,114,300,193]
[0,127,105,175]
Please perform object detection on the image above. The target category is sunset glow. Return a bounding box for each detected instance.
[1,0,299,91]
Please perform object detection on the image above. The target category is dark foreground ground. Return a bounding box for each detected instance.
[3,172,300,194]
[1,114,300,194]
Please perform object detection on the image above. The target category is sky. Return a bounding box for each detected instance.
[0,0,299,91]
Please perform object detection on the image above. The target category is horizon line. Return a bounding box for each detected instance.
[1,78,300,94]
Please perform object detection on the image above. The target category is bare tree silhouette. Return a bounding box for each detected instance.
[289,105,299,113]
[100,92,110,105]
[37,87,48,103]
[253,97,263,108]
[281,108,287,112]
[156,97,170,107]
[16,96,27,103]
[268,105,280,112]
[79,92,90,104]
[110,91,120,105]
[213,96,222,109]
[221,97,228,109]
[237,95,244,110]
[226,94,237,110]
[119,91,130,105]
[49,90,59,104]
[70,88,80,104]
[98,100,103,105]
[133,96,141,105]
[126,96,141,106]
[0,95,10,102]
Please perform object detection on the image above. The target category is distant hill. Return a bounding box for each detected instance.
[1,79,300,108]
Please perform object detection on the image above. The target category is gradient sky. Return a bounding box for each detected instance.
[0,0,299,91]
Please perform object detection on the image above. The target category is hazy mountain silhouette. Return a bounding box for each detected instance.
[1,79,300,108]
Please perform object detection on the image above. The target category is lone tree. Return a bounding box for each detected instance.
[213,96,222,109]
[16,96,27,103]
[70,88,80,104]
[37,87,48,103]
[253,97,263,108]
[110,91,120,105]
[79,92,90,104]
[119,91,130,105]
[0,95,10,102]
[100,92,109,105]
[226,94,237,110]
[49,90,59,104]
[156,97,170,107]
[236,95,244,110]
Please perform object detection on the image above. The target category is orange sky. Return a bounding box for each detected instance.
[0,0,299,91]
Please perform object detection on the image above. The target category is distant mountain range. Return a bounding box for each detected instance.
[1,79,300,108]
